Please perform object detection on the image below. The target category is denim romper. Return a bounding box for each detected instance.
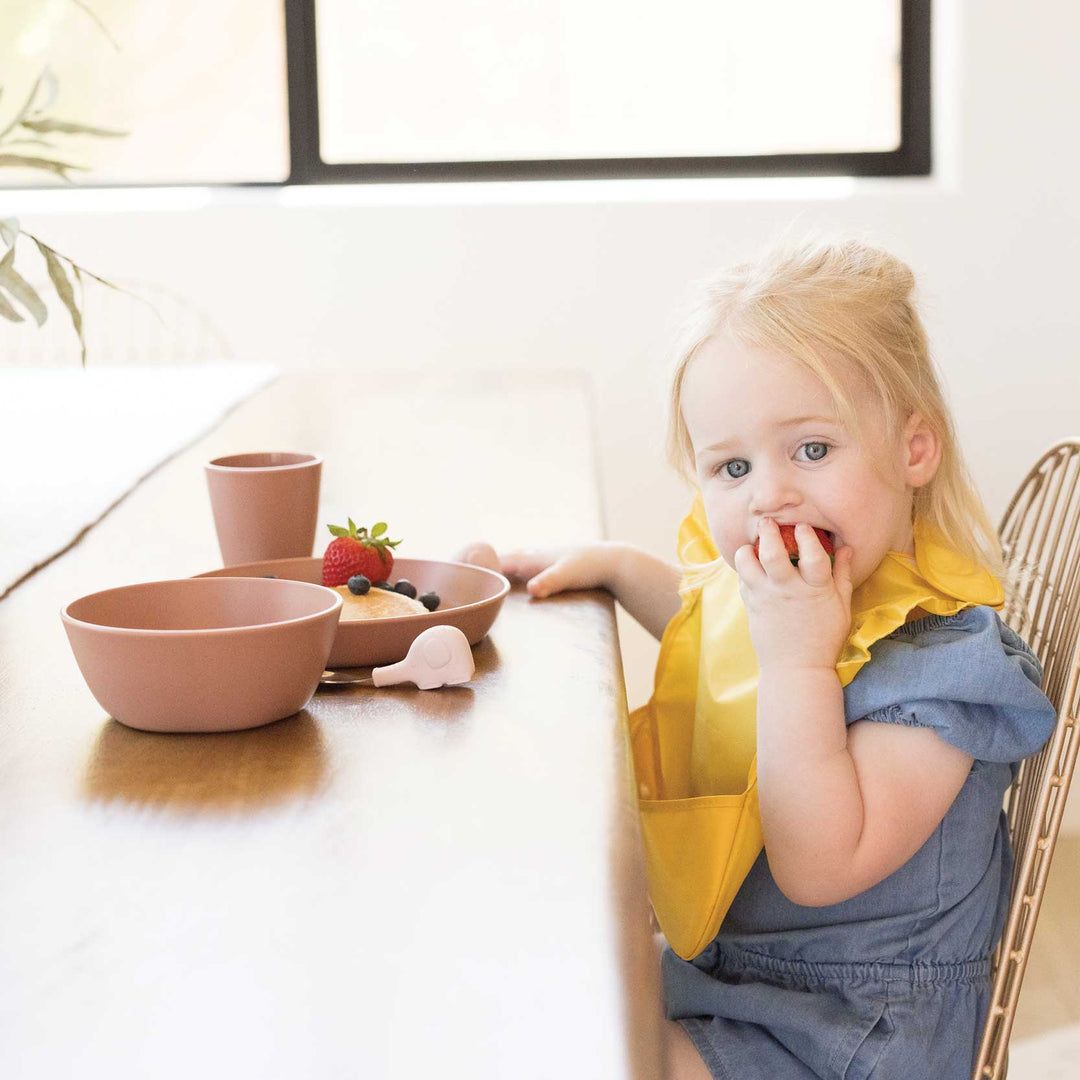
[662,606,1058,1080]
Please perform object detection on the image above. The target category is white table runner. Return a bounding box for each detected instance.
[0,363,276,596]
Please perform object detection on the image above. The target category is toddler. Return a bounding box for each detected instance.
[475,238,1057,1080]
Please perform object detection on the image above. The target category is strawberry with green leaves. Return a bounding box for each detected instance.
[753,524,835,567]
[321,519,402,586]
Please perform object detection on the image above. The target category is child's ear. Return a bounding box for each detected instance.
[902,412,941,488]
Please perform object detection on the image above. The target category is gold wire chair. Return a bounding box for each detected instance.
[974,438,1080,1080]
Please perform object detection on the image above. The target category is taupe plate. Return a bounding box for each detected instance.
[196,557,509,667]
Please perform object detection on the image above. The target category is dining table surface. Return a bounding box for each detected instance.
[0,366,663,1080]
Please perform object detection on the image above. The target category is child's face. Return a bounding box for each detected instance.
[682,334,926,591]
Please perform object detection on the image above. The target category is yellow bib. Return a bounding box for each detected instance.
[628,494,1004,960]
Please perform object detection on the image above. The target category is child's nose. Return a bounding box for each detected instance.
[748,468,802,517]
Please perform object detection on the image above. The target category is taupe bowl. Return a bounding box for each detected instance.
[62,577,343,733]
[196,557,510,667]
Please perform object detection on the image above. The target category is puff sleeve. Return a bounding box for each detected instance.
[842,606,1058,763]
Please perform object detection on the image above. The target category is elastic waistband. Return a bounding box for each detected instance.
[706,943,991,987]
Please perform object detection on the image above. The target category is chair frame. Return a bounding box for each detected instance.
[973,438,1080,1079]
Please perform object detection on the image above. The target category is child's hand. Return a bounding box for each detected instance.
[455,541,610,598]
[501,545,615,598]
[453,541,502,573]
[734,519,854,671]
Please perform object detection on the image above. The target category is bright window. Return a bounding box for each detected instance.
[316,1,903,165]
[0,0,289,186]
[0,1,929,187]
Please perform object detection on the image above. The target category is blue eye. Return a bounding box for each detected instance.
[800,442,829,462]
[719,459,750,479]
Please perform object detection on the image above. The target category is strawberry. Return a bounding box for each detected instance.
[753,524,835,566]
[321,519,402,586]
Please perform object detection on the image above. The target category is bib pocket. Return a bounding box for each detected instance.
[638,788,764,960]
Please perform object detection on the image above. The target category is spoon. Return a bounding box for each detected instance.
[320,624,476,689]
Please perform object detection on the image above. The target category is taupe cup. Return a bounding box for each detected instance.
[205,452,323,567]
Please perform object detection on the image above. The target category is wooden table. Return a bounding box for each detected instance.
[0,369,662,1079]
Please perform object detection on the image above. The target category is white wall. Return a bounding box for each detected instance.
[5,1,1080,821]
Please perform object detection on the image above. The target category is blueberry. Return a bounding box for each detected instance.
[373,580,395,590]
[347,574,371,595]
[419,591,440,612]
[394,579,418,599]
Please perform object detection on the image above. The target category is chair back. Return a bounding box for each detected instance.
[974,438,1080,1079]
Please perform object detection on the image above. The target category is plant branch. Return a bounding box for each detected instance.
[67,1,121,52]
[0,73,44,144]
[33,232,164,324]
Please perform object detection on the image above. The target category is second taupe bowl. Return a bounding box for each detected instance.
[61,577,343,733]
[196,557,510,667]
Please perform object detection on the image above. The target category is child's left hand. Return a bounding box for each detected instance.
[734,519,854,672]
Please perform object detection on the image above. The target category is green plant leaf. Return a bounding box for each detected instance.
[20,117,127,138]
[72,263,86,350]
[0,291,25,323]
[0,218,19,247]
[0,154,85,181]
[34,239,85,364]
[327,525,350,538]
[0,247,48,326]
[372,522,387,537]
[2,137,56,151]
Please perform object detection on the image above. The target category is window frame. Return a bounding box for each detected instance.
[284,0,931,184]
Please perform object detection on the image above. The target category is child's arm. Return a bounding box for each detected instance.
[498,542,683,641]
[742,520,974,907]
[755,668,973,907]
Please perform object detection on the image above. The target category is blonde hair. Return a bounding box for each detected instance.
[666,236,1005,586]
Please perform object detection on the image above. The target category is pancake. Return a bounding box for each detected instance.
[333,584,428,621]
